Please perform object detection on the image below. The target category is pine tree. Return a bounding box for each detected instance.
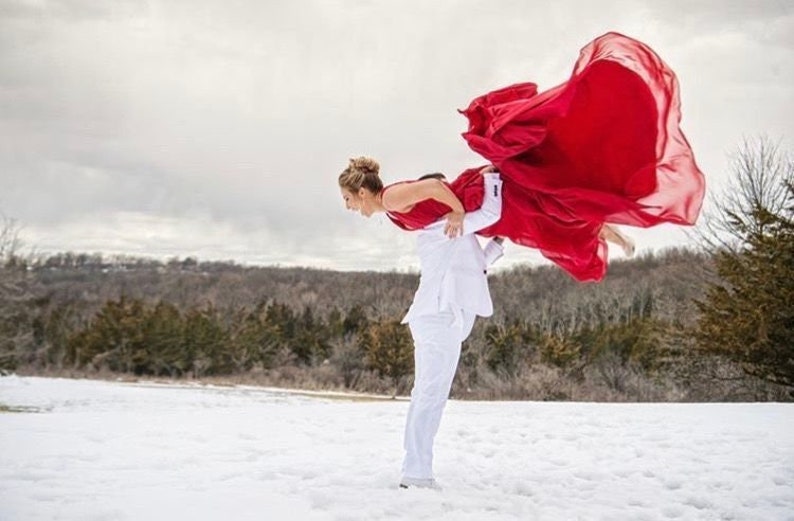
[67,296,148,373]
[360,320,413,395]
[228,302,280,371]
[183,305,232,377]
[342,304,369,336]
[694,138,794,391]
[143,301,185,376]
[484,322,531,377]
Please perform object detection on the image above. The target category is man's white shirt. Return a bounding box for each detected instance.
[402,173,504,325]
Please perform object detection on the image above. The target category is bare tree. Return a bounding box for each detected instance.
[0,212,23,266]
[694,136,793,253]
[0,213,33,371]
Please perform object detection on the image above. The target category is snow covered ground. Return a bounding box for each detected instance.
[1,376,793,521]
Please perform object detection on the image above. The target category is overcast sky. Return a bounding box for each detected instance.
[1,0,792,272]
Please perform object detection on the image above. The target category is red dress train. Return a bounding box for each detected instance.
[385,33,704,282]
[449,32,705,282]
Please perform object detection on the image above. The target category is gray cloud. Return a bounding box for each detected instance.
[1,0,792,271]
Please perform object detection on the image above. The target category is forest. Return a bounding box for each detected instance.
[1,140,791,401]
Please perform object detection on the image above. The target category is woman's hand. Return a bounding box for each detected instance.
[444,211,464,238]
[479,165,497,174]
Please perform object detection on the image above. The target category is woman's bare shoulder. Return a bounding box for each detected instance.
[382,179,438,211]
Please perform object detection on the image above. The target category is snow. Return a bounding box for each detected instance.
[1,376,793,521]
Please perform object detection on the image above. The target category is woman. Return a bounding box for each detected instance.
[338,156,636,269]
[344,32,705,283]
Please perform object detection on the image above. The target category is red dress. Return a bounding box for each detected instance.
[389,32,705,282]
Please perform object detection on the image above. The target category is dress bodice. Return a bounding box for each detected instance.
[383,174,488,231]
[383,181,453,231]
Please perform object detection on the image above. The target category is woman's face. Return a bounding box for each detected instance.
[341,187,378,218]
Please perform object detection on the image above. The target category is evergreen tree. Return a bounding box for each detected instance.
[484,322,531,377]
[143,301,186,376]
[183,305,232,377]
[292,306,330,365]
[67,296,148,372]
[360,320,413,395]
[326,306,344,339]
[228,302,280,371]
[695,138,794,390]
[342,304,369,336]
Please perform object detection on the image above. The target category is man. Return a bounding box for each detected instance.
[399,172,504,489]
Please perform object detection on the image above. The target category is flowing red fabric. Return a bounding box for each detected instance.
[453,32,705,282]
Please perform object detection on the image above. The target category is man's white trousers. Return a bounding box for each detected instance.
[401,309,476,480]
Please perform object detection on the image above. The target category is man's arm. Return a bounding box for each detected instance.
[483,237,505,266]
[420,173,503,237]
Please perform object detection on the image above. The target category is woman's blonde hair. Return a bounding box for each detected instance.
[338,156,383,194]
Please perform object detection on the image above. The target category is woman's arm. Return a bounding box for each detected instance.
[381,178,464,214]
[382,179,465,237]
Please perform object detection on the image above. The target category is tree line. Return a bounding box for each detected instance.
[1,138,791,400]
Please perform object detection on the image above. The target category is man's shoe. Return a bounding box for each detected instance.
[398,477,442,490]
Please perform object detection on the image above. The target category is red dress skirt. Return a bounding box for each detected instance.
[447,31,705,282]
